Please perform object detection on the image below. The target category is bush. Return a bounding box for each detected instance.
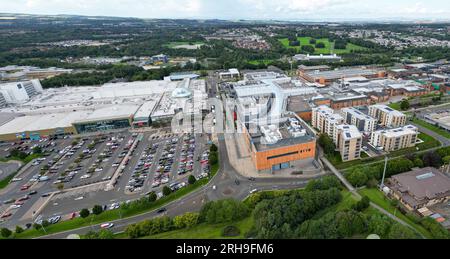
[210,144,218,152]
[309,38,316,44]
[222,225,241,237]
[148,191,157,202]
[366,178,379,188]
[188,175,196,185]
[15,226,24,234]
[289,41,300,46]
[162,186,172,196]
[315,42,326,48]
[92,205,103,215]
[352,196,370,211]
[80,208,90,218]
[1,228,12,238]
[346,169,368,187]
[199,199,249,224]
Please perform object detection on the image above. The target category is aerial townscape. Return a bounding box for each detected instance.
[0,1,450,245]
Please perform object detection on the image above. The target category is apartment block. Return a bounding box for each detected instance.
[368,104,407,128]
[334,124,362,161]
[370,125,419,152]
[340,107,377,132]
[312,105,344,137]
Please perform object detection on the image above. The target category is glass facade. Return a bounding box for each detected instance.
[74,119,131,134]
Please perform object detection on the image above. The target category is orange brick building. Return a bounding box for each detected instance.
[242,117,317,173]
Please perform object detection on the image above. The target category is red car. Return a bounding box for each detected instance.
[17,195,30,202]
[1,213,12,219]
[20,185,31,191]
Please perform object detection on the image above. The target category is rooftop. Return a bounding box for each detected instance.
[389,167,450,205]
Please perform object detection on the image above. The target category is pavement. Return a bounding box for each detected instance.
[0,161,22,181]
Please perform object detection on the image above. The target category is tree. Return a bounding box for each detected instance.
[173,212,199,229]
[80,208,90,218]
[301,45,315,53]
[368,214,392,237]
[209,152,218,166]
[346,169,368,187]
[148,191,157,202]
[400,99,410,110]
[422,151,443,168]
[352,196,370,211]
[210,144,218,152]
[315,42,326,48]
[32,146,42,154]
[413,158,424,168]
[188,175,197,185]
[92,205,103,215]
[162,186,172,196]
[15,226,24,234]
[97,229,114,239]
[318,134,335,155]
[309,38,317,44]
[41,220,50,228]
[289,41,300,47]
[1,228,12,238]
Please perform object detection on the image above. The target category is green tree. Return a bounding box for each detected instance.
[1,228,12,238]
[368,214,392,237]
[97,229,114,239]
[400,99,410,110]
[188,175,197,185]
[92,205,103,215]
[32,146,42,154]
[162,186,172,196]
[318,134,335,155]
[148,191,157,202]
[173,212,199,229]
[315,42,326,48]
[346,169,368,187]
[210,144,218,152]
[15,226,24,234]
[80,208,90,218]
[352,196,370,211]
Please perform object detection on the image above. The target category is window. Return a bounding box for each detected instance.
[267,151,299,160]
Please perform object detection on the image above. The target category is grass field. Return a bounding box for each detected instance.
[247,59,274,65]
[279,37,366,54]
[412,118,450,139]
[164,41,204,49]
[144,217,254,239]
[358,188,432,238]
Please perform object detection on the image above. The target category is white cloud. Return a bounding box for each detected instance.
[0,0,448,20]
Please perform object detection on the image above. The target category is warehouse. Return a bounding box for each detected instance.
[299,67,386,85]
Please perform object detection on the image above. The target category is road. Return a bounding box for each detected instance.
[37,133,313,239]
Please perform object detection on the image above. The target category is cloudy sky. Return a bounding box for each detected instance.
[1,0,450,21]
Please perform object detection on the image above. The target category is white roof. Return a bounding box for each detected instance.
[0,112,87,134]
[335,124,362,139]
[74,104,140,123]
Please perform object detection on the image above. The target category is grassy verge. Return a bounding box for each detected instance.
[144,217,254,239]
[358,188,432,239]
[412,118,450,139]
[12,161,220,239]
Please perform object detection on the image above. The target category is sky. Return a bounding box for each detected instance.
[1,0,450,21]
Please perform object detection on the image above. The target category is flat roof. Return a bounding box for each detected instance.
[390,167,450,201]
[305,68,382,80]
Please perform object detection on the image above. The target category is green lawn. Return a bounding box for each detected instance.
[144,217,254,239]
[358,188,432,238]
[247,59,274,65]
[279,37,366,54]
[388,102,402,111]
[412,118,450,139]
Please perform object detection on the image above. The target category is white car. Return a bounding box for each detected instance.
[94,168,103,172]
[74,196,84,201]
[100,223,114,229]
[10,204,22,209]
[249,188,258,194]
[80,174,91,179]
[11,178,23,182]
